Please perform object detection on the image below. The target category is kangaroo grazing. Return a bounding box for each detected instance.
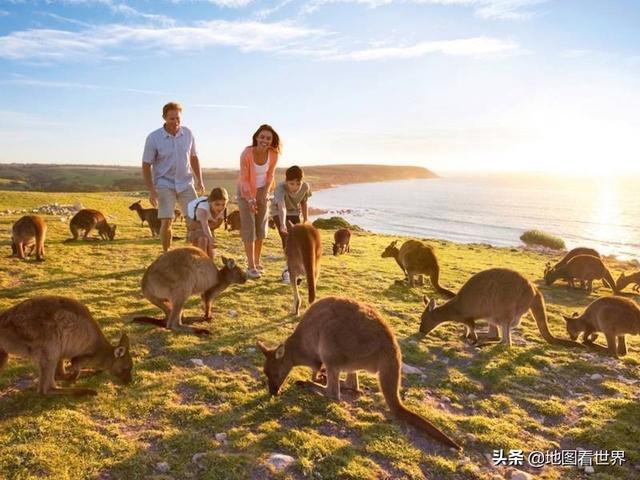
[420,268,584,348]
[68,209,116,241]
[382,239,455,298]
[225,210,241,231]
[133,248,247,335]
[563,296,640,357]
[11,215,47,261]
[286,222,322,315]
[128,200,160,236]
[544,247,600,274]
[257,297,461,450]
[616,271,640,293]
[544,255,618,294]
[0,296,132,396]
[332,228,351,256]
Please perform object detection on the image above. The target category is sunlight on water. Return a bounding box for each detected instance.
[311,173,640,260]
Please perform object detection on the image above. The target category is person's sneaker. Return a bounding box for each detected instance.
[281,268,290,284]
[247,268,261,279]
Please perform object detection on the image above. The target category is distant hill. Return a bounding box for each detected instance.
[0,163,436,193]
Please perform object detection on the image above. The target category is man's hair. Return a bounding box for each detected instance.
[285,165,303,181]
[163,102,183,118]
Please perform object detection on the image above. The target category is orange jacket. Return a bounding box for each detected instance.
[238,146,279,201]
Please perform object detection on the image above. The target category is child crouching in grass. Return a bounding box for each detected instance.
[187,187,228,259]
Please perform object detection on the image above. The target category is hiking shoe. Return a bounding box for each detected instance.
[247,268,261,279]
[281,268,290,284]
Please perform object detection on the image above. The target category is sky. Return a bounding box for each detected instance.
[0,0,639,174]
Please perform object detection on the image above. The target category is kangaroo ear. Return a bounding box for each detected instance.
[118,333,130,350]
[422,295,430,306]
[256,340,269,355]
[275,344,285,360]
[391,240,398,247]
[428,298,437,312]
[561,315,571,322]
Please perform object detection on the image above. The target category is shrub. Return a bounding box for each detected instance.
[520,230,566,250]
[312,216,362,231]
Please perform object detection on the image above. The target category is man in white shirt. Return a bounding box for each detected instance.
[142,102,205,251]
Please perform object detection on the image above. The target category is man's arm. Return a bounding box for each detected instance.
[301,200,308,223]
[277,199,287,233]
[142,163,158,207]
[190,154,205,195]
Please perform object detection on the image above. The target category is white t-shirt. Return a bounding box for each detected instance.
[254,160,269,189]
[187,196,224,222]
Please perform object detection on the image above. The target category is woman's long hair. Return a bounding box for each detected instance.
[252,124,281,154]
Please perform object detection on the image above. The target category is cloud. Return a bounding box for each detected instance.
[303,0,548,20]
[0,75,170,95]
[328,36,520,60]
[0,20,330,61]
[0,10,10,17]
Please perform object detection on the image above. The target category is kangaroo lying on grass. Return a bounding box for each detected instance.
[544,255,618,294]
[129,200,160,236]
[420,268,584,348]
[563,296,640,357]
[0,296,132,396]
[616,271,640,293]
[11,214,47,261]
[133,248,247,335]
[225,210,241,231]
[68,209,116,241]
[257,296,461,450]
[382,239,455,297]
[332,228,351,256]
[286,222,322,315]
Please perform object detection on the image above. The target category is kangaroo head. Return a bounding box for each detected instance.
[616,273,627,290]
[108,224,117,240]
[257,340,292,396]
[128,201,141,211]
[381,240,399,258]
[561,314,582,341]
[419,295,441,334]
[221,256,247,284]
[543,266,558,285]
[332,243,339,256]
[109,333,133,385]
[543,262,552,275]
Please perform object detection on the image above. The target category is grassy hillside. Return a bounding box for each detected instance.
[0,191,639,480]
[0,164,435,193]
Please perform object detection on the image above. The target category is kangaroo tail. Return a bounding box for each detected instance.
[602,269,619,294]
[131,316,168,329]
[430,266,456,299]
[379,354,461,450]
[531,289,583,348]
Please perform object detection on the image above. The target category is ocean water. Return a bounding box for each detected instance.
[311,173,640,260]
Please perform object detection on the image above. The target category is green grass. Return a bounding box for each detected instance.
[1,191,639,479]
[520,230,566,250]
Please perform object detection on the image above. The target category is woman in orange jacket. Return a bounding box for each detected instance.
[237,124,280,279]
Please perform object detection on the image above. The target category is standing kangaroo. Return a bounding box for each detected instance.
[563,296,640,357]
[286,222,322,315]
[616,271,640,293]
[382,239,455,298]
[332,228,351,256]
[11,215,47,261]
[420,268,584,348]
[133,248,247,335]
[0,296,132,396]
[68,209,117,241]
[257,297,461,450]
[544,255,618,294]
[129,200,160,236]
